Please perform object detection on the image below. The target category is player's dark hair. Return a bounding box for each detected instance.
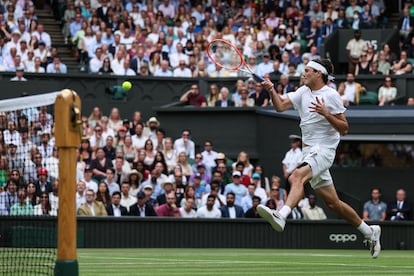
[312,59,334,84]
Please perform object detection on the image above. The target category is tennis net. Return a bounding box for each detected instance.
[0,92,61,275]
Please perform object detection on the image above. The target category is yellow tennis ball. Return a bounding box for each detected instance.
[122,81,132,90]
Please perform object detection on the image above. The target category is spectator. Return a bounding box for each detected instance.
[232,151,253,177]
[399,7,413,46]
[28,56,46,73]
[174,130,195,160]
[105,191,128,217]
[179,197,197,218]
[10,66,27,81]
[46,56,67,73]
[255,53,273,77]
[368,61,382,75]
[140,169,163,201]
[220,191,244,218]
[26,182,38,206]
[206,84,221,107]
[386,188,413,221]
[78,189,108,216]
[34,192,57,216]
[249,174,267,200]
[346,29,367,74]
[119,181,135,212]
[156,191,181,217]
[362,187,387,221]
[0,179,18,215]
[266,185,285,211]
[224,171,248,207]
[96,181,111,206]
[82,168,97,193]
[98,57,114,75]
[281,134,302,193]
[129,191,157,216]
[180,185,200,210]
[10,186,34,215]
[179,83,207,107]
[391,50,412,75]
[153,60,172,77]
[338,73,366,106]
[215,87,235,107]
[48,179,59,211]
[196,194,221,218]
[173,59,192,77]
[34,168,52,196]
[407,97,414,106]
[105,168,120,196]
[355,51,371,75]
[279,74,295,95]
[189,160,211,185]
[90,147,113,182]
[245,195,262,218]
[377,50,391,75]
[156,180,175,206]
[76,181,86,211]
[6,143,20,175]
[377,76,397,106]
[201,140,217,170]
[201,180,225,210]
[234,86,254,107]
[241,183,263,213]
[301,194,327,220]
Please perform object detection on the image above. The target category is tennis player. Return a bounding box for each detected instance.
[258,59,381,258]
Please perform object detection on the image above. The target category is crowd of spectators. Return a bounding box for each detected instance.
[0,103,413,220]
[5,0,414,107]
[0,0,401,78]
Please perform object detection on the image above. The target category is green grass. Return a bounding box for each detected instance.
[78,248,414,276]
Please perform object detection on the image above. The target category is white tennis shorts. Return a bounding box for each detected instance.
[301,144,336,189]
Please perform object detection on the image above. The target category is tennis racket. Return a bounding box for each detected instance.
[206,39,264,82]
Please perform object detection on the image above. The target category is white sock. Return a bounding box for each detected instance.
[279,206,291,219]
[357,221,373,238]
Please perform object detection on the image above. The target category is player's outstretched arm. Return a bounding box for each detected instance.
[261,79,293,112]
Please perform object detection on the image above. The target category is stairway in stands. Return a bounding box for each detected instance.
[35,8,80,73]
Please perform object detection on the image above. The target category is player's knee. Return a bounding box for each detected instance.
[288,170,305,187]
[289,164,310,186]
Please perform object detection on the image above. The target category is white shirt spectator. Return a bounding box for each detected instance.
[174,137,195,159]
[196,206,221,218]
[154,68,173,77]
[179,206,197,218]
[173,66,192,77]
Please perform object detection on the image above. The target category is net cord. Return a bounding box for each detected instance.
[0,92,61,112]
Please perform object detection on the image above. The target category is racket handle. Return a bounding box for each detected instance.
[252,74,264,82]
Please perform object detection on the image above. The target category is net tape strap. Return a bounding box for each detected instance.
[0,92,61,112]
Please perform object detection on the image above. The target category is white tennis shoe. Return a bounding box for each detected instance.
[257,205,286,232]
[365,225,381,258]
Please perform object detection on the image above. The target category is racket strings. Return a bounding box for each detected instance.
[209,41,243,69]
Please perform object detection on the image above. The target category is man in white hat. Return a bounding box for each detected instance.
[10,67,27,81]
[143,116,160,139]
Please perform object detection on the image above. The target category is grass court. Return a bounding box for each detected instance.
[78,248,414,276]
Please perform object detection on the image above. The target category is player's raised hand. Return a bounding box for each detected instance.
[309,96,328,116]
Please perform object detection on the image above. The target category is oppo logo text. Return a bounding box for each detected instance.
[329,234,357,243]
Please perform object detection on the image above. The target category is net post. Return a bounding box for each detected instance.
[54,90,81,276]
